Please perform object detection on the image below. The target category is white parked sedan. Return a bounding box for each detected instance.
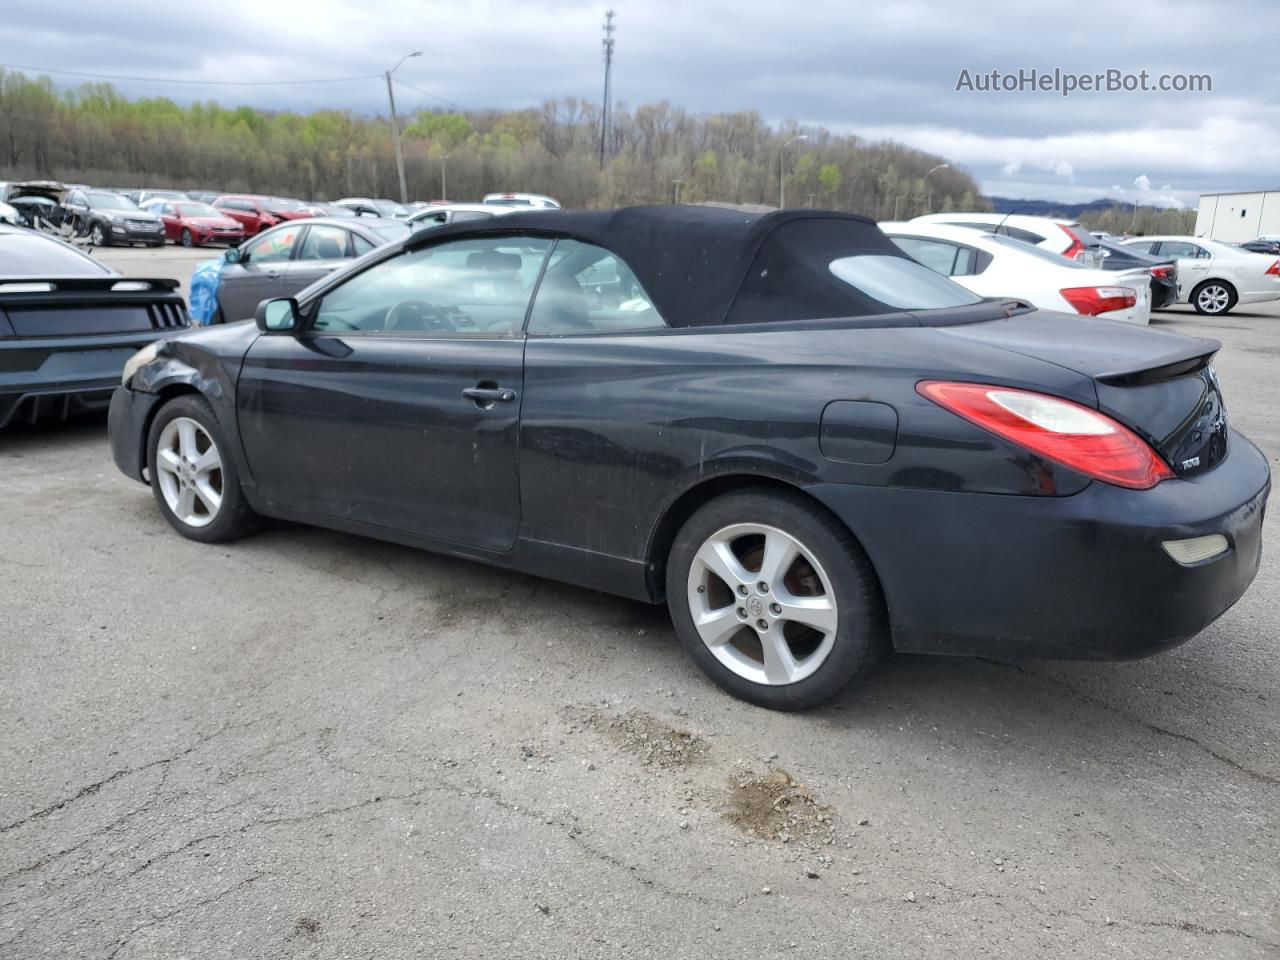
[909,211,1102,267]
[407,203,518,228]
[1119,236,1280,315]
[881,221,1151,324]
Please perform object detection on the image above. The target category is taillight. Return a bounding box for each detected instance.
[917,381,1174,490]
[1059,286,1136,315]
[1265,260,1280,277]
[1058,223,1085,261]
[1150,265,1174,279]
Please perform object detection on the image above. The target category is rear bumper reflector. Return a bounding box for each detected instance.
[1162,534,1229,565]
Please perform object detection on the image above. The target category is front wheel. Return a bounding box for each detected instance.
[146,394,260,542]
[1191,280,1236,316]
[90,223,107,246]
[180,228,193,247]
[666,489,886,710]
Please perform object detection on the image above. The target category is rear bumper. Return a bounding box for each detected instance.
[809,429,1270,660]
[1,331,168,428]
[108,385,162,482]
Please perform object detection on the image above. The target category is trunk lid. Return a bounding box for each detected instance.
[939,308,1227,477]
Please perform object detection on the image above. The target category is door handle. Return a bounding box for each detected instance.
[462,385,516,404]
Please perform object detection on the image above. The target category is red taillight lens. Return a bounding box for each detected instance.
[1058,223,1085,261]
[1265,260,1280,277]
[1059,286,1136,315]
[1150,265,1174,279]
[917,381,1174,490]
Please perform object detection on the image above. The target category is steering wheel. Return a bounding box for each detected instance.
[384,299,456,333]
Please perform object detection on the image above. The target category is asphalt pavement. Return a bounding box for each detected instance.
[1,254,1277,958]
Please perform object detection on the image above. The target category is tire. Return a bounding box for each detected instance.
[665,488,887,710]
[1191,280,1236,316]
[90,223,107,246]
[180,228,193,247]
[146,394,260,543]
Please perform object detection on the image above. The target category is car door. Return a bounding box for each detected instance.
[217,225,301,322]
[151,202,179,241]
[1156,241,1212,298]
[236,234,553,549]
[64,189,89,229]
[280,224,357,295]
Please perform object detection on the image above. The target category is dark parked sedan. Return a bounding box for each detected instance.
[109,207,1269,710]
[1,225,188,427]
[1094,238,1178,309]
[1240,239,1280,256]
[209,217,410,323]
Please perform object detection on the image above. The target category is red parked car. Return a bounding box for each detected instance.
[141,200,244,247]
[212,195,313,236]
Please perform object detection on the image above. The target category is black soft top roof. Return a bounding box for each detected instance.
[404,204,909,328]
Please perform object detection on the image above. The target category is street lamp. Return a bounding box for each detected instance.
[385,51,422,205]
[779,135,809,209]
[924,162,949,214]
[672,178,683,204]
[441,153,448,202]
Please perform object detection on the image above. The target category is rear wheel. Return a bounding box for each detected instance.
[1191,280,1236,315]
[146,395,260,543]
[666,489,886,710]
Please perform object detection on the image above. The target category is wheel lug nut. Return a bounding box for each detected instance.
[757,582,768,593]
[736,607,747,619]
[737,585,748,596]
[770,603,782,615]
[756,619,769,631]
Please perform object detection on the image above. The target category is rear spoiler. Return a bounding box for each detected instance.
[1095,337,1220,386]
[0,277,181,305]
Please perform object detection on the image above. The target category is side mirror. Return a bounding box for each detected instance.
[256,297,302,333]
[223,247,242,264]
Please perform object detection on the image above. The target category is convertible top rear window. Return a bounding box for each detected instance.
[726,217,979,323]
[0,231,113,278]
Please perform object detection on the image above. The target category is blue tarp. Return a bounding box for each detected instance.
[188,256,224,325]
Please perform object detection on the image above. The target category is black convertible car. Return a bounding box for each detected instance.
[108,206,1269,710]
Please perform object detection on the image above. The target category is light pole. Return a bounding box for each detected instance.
[441,154,448,201]
[779,134,808,209]
[672,178,683,204]
[924,162,949,214]
[384,51,422,204]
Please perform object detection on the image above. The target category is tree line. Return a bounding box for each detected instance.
[0,69,986,218]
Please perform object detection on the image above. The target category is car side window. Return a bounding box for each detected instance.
[298,224,352,261]
[890,237,965,277]
[312,235,553,337]
[351,234,375,256]
[527,239,666,335]
[245,227,301,264]
[1158,241,1208,259]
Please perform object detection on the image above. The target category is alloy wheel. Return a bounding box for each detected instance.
[1197,284,1230,314]
[90,224,105,245]
[686,523,838,685]
[154,417,223,527]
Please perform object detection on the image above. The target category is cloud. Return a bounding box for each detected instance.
[1,0,1274,204]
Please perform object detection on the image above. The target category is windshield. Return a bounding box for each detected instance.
[267,198,306,213]
[0,231,114,277]
[176,203,220,217]
[988,233,1089,269]
[87,192,139,211]
[372,222,412,242]
[373,200,409,218]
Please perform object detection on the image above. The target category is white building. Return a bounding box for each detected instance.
[1195,190,1280,242]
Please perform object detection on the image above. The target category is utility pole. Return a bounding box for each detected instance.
[806,192,815,209]
[599,10,615,171]
[672,178,683,204]
[441,154,448,201]
[779,134,808,208]
[924,162,949,214]
[385,51,422,205]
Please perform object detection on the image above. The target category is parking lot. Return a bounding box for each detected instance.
[2,246,1278,959]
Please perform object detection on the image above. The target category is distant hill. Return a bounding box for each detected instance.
[985,196,1135,218]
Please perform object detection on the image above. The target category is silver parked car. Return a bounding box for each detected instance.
[211,217,411,323]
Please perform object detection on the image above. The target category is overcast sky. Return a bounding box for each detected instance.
[4,0,1275,207]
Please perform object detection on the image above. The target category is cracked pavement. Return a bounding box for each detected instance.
[1,290,1278,959]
